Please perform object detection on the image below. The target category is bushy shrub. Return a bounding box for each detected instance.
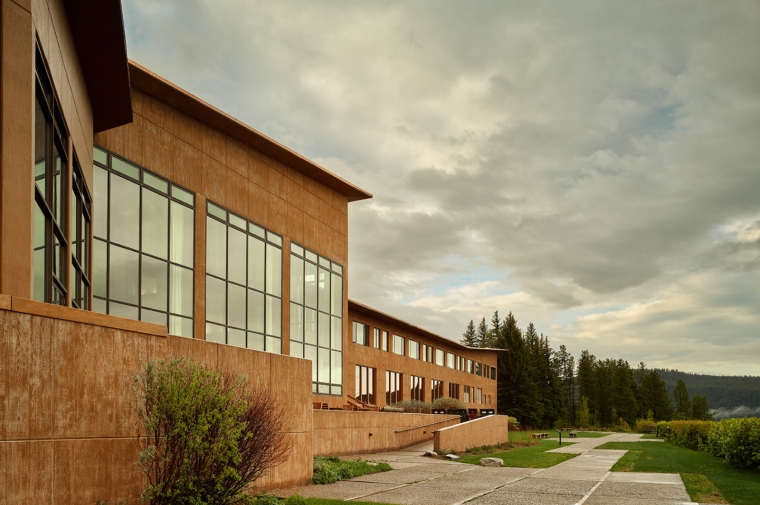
[507,416,520,431]
[250,494,279,505]
[634,419,657,434]
[133,357,291,505]
[668,421,713,451]
[312,456,392,485]
[392,399,432,413]
[432,397,465,410]
[708,417,760,471]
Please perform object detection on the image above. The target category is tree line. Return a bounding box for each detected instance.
[462,311,713,428]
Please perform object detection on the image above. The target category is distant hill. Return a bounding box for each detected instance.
[655,369,760,419]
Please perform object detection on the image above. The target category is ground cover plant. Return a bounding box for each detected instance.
[598,441,760,505]
[457,440,577,468]
[312,456,392,484]
[133,357,291,505]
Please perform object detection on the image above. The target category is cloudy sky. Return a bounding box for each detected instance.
[123,0,760,375]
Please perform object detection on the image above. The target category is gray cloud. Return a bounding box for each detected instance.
[123,0,760,373]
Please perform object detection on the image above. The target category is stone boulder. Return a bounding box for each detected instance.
[444,454,460,460]
[424,451,438,457]
[479,457,503,467]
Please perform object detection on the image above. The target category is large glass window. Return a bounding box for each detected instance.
[431,379,444,401]
[289,242,343,395]
[447,352,455,369]
[464,385,471,403]
[70,160,91,309]
[392,334,405,356]
[475,362,482,376]
[435,348,445,367]
[373,328,380,348]
[92,146,195,337]
[33,44,69,305]
[381,330,389,351]
[386,370,402,405]
[355,365,375,405]
[410,375,424,401]
[205,200,281,351]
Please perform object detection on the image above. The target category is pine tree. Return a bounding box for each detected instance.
[496,312,540,427]
[610,360,638,427]
[691,393,713,421]
[461,320,477,346]
[673,379,691,420]
[640,371,673,421]
[556,345,576,426]
[576,351,597,420]
[484,310,501,348]
[475,318,489,348]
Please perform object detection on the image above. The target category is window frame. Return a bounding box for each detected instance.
[392,334,405,356]
[386,370,402,405]
[410,375,425,401]
[355,364,375,405]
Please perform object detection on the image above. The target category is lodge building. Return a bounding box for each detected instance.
[0,0,499,501]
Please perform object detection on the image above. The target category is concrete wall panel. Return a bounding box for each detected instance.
[434,415,509,453]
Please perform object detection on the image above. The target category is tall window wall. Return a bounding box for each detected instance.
[205,201,282,350]
[289,242,343,395]
[70,161,91,309]
[93,146,195,337]
[33,44,69,305]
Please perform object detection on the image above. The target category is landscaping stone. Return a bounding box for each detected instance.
[443,454,460,460]
[424,451,438,457]
[479,457,503,467]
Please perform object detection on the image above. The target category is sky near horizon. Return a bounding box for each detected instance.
[122,0,760,375]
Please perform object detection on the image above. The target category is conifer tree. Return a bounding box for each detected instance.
[556,345,576,425]
[691,393,712,421]
[475,318,489,348]
[496,312,539,427]
[673,379,691,420]
[485,310,501,348]
[461,320,477,347]
[640,370,673,421]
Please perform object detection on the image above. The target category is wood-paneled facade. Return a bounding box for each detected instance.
[1,0,503,501]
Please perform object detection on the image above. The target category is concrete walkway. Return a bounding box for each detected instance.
[277,434,698,505]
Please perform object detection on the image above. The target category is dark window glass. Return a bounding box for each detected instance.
[431,379,443,401]
[33,44,69,305]
[448,383,459,400]
[386,371,402,405]
[410,375,424,401]
[92,145,195,336]
[355,365,375,405]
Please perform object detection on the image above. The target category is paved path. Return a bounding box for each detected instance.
[278,434,698,505]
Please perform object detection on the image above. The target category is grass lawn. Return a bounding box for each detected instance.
[598,441,760,505]
[546,431,609,439]
[458,440,577,468]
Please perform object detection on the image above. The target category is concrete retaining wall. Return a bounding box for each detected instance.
[434,415,509,453]
[314,410,459,455]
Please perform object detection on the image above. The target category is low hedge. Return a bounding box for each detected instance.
[668,420,713,451]
[708,417,760,471]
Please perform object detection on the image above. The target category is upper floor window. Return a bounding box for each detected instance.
[491,367,497,380]
[205,200,281,349]
[408,340,420,359]
[33,44,69,305]
[475,362,482,376]
[435,348,445,367]
[373,328,381,348]
[92,146,195,337]
[392,334,405,355]
[290,242,343,395]
[352,321,369,345]
[381,330,389,351]
[467,359,474,374]
[447,352,455,369]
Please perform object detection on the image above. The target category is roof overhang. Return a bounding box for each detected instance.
[128,61,373,203]
[349,299,500,353]
[64,0,133,132]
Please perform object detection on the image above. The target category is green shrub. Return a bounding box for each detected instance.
[668,421,713,451]
[312,456,392,485]
[251,494,279,505]
[283,495,307,505]
[392,399,432,413]
[634,419,657,434]
[432,397,465,410]
[133,357,291,505]
[708,417,760,471]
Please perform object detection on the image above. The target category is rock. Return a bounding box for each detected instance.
[424,451,438,457]
[444,454,460,460]
[479,457,503,467]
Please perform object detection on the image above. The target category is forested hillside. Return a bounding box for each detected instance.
[462,311,760,426]
[656,369,760,414]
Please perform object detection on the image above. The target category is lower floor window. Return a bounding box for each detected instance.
[386,370,402,405]
[431,379,443,401]
[464,385,471,403]
[448,383,459,400]
[476,388,483,404]
[410,375,424,401]
[355,365,375,405]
